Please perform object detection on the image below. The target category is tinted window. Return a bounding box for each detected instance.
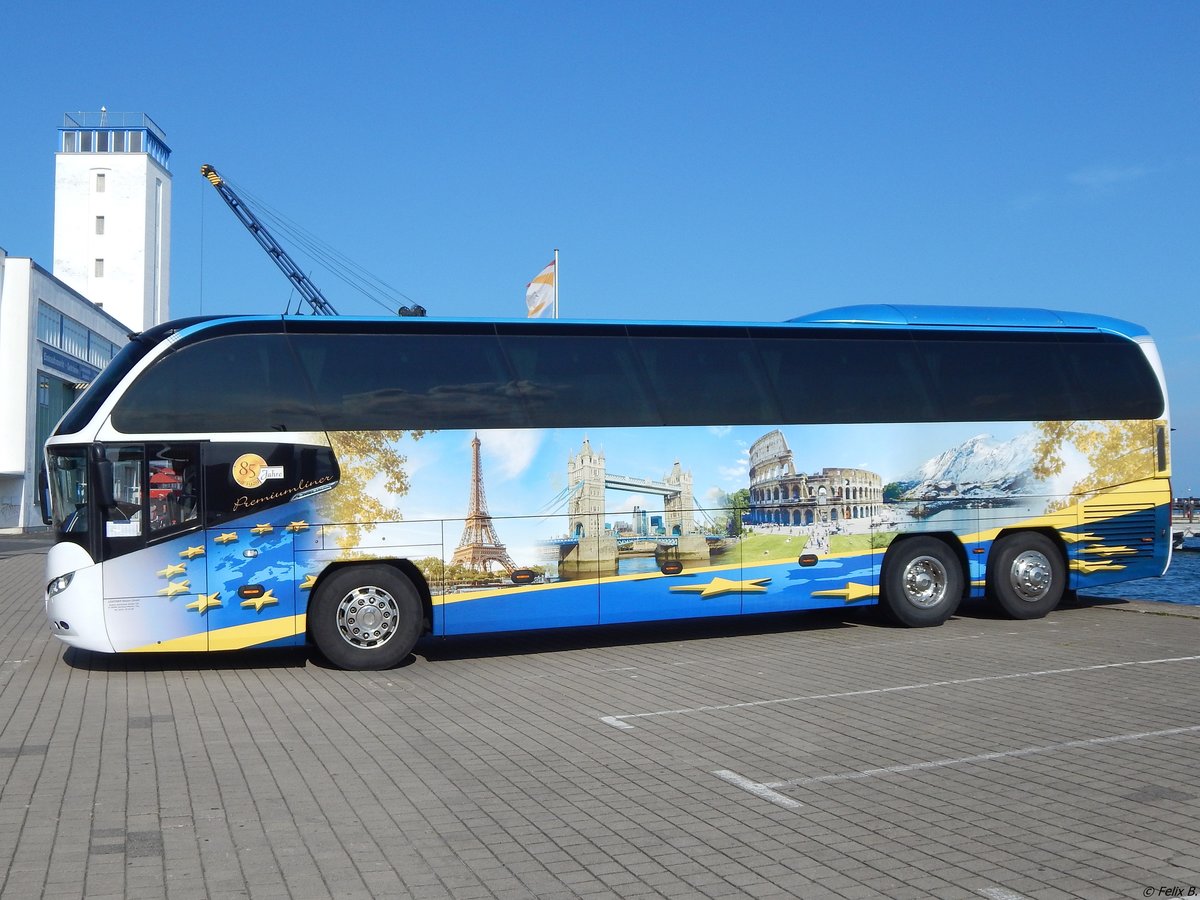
[757,332,935,424]
[147,444,201,535]
[110,323,1165,434]
[918,333,1163,421]
[292,332,525,430]
[501,332,659,428]
[112,334,324,433]
[920,334,1074,421]
[634,334,780,425]
[1058,336,1164,419]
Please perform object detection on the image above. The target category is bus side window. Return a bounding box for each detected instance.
[148,444,201,533]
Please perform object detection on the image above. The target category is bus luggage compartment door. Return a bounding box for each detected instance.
[204,525,299,650]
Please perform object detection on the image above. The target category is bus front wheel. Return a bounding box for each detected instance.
[882,537,963,627]
[310,565,423,670]
[987,533,1064,619]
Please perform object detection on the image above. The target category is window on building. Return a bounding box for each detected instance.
[61,317,88,360]
[38,301,121,368]
[36,372,79,458]
[95,173,105,192]
[81,132,93,152]
[128,131,142,152]
[87,334,117,368]
[95,259,105,277]
[63,132,78,152]
[96,132,110,152]
[95,216,105,235]
[37,302,63,346]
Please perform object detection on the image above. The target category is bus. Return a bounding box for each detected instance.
[42,306,1172,670]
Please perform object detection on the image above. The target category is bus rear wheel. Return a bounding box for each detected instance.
[987,533,1064,619]
[882,537,963,627]
[310,565,422,670]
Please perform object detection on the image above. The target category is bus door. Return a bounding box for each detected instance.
[100,443,210,652]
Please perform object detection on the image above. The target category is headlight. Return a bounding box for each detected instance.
[47,573,74,597]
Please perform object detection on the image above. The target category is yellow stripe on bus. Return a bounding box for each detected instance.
[127,615,307,653]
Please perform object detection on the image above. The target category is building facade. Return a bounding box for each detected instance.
[0,249,129,530]
[53,111,171,332]
[0,110,172,531]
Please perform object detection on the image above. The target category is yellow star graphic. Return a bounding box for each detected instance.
[300,574,318,591]
[670,576,771,598]
[811,582,879,603]
[187,592,222,614]
[1059,532,1102,544]
[240,590,278,612]
[159,579,191,597]
[157,562,187,578]
[286,520,309,533]
[1071,559,1125,576]
[250,523,273,535]
[180,545,206,560]
[214,532,239,544]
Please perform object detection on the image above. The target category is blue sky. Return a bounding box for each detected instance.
[2,2,1197,491]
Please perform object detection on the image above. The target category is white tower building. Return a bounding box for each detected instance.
[53,110,171,332]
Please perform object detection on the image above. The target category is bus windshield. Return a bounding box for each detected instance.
[46,446,90,536]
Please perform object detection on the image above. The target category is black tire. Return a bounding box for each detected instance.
[987,532,1065,620]
[881,537,964,627]
[310,565,423,670]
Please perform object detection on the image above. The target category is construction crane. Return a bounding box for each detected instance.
[201,164,428,316]
[201,164,339,315]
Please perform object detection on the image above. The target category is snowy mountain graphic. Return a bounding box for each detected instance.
[901,432,1039,501]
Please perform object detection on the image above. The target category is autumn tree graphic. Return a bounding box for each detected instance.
[1031,419,1159,511]
[322,430,428,550]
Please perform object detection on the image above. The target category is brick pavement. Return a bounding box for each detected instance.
[0,548,1197,899]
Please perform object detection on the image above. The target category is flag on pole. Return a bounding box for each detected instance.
[526,259,556,318]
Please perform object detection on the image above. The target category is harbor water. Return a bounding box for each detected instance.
[1080,544,1200,606]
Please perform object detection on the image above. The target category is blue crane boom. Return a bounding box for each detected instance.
[200,163,339,316]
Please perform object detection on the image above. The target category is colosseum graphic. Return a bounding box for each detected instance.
[746,430,882,527]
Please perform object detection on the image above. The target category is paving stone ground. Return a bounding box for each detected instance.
[0,546,1197,899]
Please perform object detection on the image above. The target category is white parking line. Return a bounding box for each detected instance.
[600,655,1200,729]
[712,770,803,809]
[978,888,1031,900]
[714,723,1200,809]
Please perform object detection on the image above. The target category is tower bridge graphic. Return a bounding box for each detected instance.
[566,437,697,540]
[557,438,708,579]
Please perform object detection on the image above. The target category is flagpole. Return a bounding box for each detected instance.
[553,248,559,319]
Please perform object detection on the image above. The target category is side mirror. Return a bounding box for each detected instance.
[95,459,115,509]
[37,468,52,525]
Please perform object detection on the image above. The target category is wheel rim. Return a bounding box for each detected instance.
[1008,549,1053,602]
[902,555,948,608]
[335,585,399,649]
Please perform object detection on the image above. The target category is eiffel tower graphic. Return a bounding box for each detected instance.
[451,434,516,573]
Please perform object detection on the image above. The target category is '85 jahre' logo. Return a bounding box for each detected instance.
[233,453,284,489]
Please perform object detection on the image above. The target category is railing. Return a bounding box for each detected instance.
[62,112,167,144]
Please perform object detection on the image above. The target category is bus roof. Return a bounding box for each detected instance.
[789,304,1151,337]
[151,304,1153,346]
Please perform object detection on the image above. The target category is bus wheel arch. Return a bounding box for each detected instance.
[986,529,1066,619]
[307,561,429,670]
[879,533,967,627]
